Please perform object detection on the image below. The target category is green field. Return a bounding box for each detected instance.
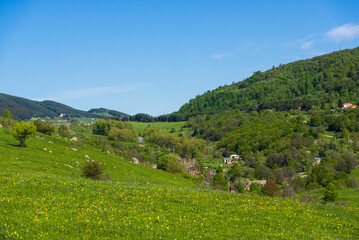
[129,121,188,134]
[1,128,359,239]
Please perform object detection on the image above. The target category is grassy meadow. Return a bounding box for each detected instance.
[129,121,188,134]
[1,127,359,239]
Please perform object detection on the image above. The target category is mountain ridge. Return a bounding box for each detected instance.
[0,93,129,120]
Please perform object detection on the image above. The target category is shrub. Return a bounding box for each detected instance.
[82,160,107,180]
[12,122,37,147]
[156,154,177,171]
[166,158,185,174]
[249,183,263,195]
[346,177,358,188]
[58,124,70,137]
[323,183,338,203]
[227,163,241,183]
[92,119,110,135]
[292,176,306,193]
[182,172,192,179]
[263,179,281,197]
[254,163,275,180]
[306,182,320,190]
[235,183,245,193]
[212,173,228,190]
[1,109,12,127]
[282,183,295,197]
[108,127,139,142]
[33,120,55,135]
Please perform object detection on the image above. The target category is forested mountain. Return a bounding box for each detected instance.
[177,47,359,116]
[88,108,130,118]
[0,93,100,120]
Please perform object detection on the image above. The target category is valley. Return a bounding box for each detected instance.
[1,48,359,239]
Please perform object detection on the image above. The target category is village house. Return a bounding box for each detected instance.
[343,103,357,109]
[229,186,238,193]
[223,154,240,164]
[186,166,200,176]
[311,157,321,167]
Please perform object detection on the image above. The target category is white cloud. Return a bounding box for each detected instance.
[300,41,314,49]
[283,34,316,50]
[326,23,359,41]
[210,52,234,60]
[33,84,147,102]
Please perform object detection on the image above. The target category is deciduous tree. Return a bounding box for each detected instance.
[12,122,36,147]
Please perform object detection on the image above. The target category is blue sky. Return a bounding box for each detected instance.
[1,0,359,116]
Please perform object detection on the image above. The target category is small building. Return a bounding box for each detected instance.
[311,158,321,167]
[229,186,237,193]
[246,180,267,188]
[186,166,199,176]
[223,154,240,164]
[343,103,357,109]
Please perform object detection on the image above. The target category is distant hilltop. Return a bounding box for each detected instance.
[0,93,129,120]
[88,108,130,118]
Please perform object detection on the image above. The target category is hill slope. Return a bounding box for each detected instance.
[0,93,109,120]
[0,127,358,239]
[177,47,359,116]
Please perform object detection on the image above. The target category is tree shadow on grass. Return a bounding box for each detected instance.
[8,143,21,147]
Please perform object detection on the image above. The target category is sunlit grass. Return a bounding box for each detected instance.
[0,128,358,239]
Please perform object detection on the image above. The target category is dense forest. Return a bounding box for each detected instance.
[176,47,359,117]
[187,106,359,193]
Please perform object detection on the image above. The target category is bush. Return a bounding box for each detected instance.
[263,179,281,197]
[235,183,245,193]
[323,183,338,203]
[108,127,139,142]
[58,124,70,137]
[166,158,185,174]
[82,160,107,180]
[212,173,228,190]
[156,154,177,171]
[306,182,320,190]
[93,119,110,135]
[282,183,295,197]
[249,183,263,195]
[254,163,275,180]
[346,177,358,188]
[1,109,12,127]
[33,120,55,135]
[293,176,306,193]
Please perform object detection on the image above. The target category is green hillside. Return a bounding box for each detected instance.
[177,47,359,116]
[0,93,103,120]
[88,108,130,118]
[1,123,359,239]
